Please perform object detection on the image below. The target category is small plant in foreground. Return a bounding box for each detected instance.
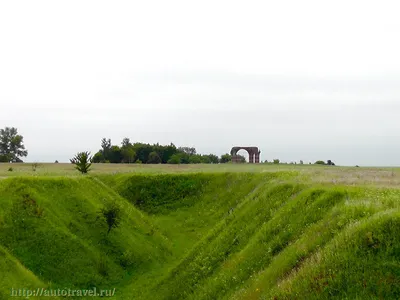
[70,151,92,174]
[32,162,39,171]
[8,167,13,172]
[100,200,122,234]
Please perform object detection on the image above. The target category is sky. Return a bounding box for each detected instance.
[1,0,400,166]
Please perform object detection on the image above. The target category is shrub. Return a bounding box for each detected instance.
[8,167,13,172]
[99,200,122,234]
[70,151,93,174]
[220,154,232,163]
[315,160,326,165]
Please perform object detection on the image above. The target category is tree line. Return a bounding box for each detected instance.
[0,127,335,166]
[92,138,243,164]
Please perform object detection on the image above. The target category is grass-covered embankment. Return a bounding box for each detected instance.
[0,170,399,299]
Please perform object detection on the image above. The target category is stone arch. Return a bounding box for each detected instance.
[230,146,261,163]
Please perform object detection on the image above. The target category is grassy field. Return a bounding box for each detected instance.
[2,162,400,188]
[0,163,399,299]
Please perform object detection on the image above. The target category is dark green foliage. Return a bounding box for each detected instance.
[205,154,219,164]
[148,151,162,164]
[121,144,136,163]
[132,143,154,164]
[0,127,28,162]
[315,160,326,165]
[108,146,123,163]
[99,200,122,234]
[8,167,13,172]
[92,151,104,163]
[166,153,190,164]
[178,147,196,155]
[70,151,92,174]
[92,139,221,164]
[188,155,202,164]
[167,154,181,164]
[220,153,231,163]
[273,159,280,164]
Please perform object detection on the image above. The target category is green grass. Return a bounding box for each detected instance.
[0,165,399,299]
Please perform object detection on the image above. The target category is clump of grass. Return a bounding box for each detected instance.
[31,163,39,172]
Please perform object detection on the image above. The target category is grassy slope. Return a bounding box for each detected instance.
[0,171,399,299]
[0,176,171,299]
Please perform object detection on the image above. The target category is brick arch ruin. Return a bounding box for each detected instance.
[230,146,261,164]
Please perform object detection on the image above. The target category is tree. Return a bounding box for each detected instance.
[148,151,161,164]
[178,147,196,156]
[189,154,202,164]
[121,137,131,148]
[108,146,123,163]
[167,154,182,164]
[120,138,136,163]
[220,153,232,163]
[92,152,105,163]
[315,160,326,165]
[0,127,28,162]
[70,151,92,174]
[101,138,112,160]
[206,154,219,164]
[273,159,280,164]
[121,146,136,163]
[132,143,153,164]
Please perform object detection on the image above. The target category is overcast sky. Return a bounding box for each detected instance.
[1,1,400,166]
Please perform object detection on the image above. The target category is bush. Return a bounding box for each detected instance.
[99,200,122,234]
[315,160,326,165]
[70,151,93,174]
[273,159,280,164]
[8,167,13,172]
[220,154,232,163]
